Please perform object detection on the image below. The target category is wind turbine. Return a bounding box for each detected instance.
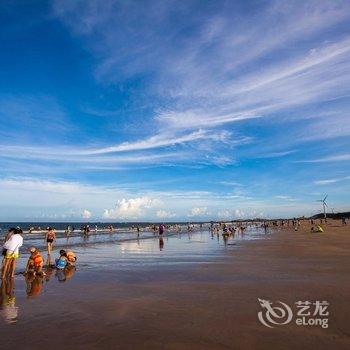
[317,195,328,220]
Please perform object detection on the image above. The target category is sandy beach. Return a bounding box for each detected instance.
[0,221,349,349]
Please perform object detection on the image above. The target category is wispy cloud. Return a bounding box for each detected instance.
[314,176,350,185]
[52,0,350,153]
[298,153,350,163]
[0,127,247,171]
[274,195,298,202]
[75,129,229,155]
[219,181,243,187]
[255,150,297,159]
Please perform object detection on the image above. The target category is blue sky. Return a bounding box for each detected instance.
[0,0,349,221]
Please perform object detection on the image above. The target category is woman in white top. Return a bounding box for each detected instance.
[1,228,15,277]
[2,228,23,278]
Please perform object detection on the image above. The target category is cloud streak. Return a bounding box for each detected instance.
[52,0,350,153]
[75,129,229,155]
[314,176,350,185]
[299,154,350,163]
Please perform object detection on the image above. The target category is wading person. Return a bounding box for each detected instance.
[1,228,16,276]
[45,227,56,256]
[2,228,23,278]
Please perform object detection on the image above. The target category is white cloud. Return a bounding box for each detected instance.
[188,207,209,217]
[156,210,176,219]
[103,196,160,220]
[0,176,348,221]
[81,130,209,154]
[0,177,109,195]
[0,129,238,169]
[299,154,350,163]
[0,177,129,220]
[82,209,92,219]
[219,181,243,187]
[314,176,350,185]
[51,0,350,164]
[234,209,245,219]
[256,150,297,159]
[217,209,232,219]
[275,195,298,202]
[0,144,185,164]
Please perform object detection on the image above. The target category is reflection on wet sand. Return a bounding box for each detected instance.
[44,266,55,282]
[159,237,164,251]
[25,274,44,298]
[0,278,18,324]
[56,266,76,283]
[25,266,76,297]
[0,265,77,323]
[46,254,53,267]
[0,226,268,325]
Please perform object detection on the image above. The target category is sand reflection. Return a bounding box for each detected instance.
[0,278,18,324]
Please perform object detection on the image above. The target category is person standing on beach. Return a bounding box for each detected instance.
[1,228,16,276]
[45,227,56,256]
[137,225,140,238]
[159,224,164,236]
[2,228,23,278]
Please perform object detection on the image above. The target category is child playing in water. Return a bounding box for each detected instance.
[65,250,77,267]
[25,247,45,276]
[55,250,68,270]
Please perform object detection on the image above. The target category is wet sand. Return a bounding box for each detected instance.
[1,221,349,349]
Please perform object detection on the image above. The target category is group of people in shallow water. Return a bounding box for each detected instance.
[209,223,247,244]
[0,226,78,323]
[1,226,77,280]
[24,247,77,276]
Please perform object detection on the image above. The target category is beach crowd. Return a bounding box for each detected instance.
[1,227,76,280]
